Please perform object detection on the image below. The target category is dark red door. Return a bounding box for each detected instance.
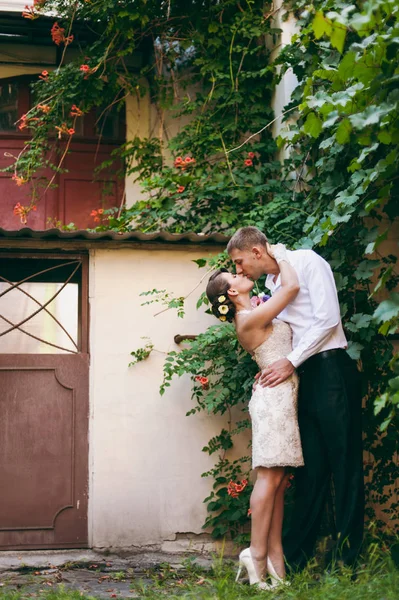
[0,253,89,549]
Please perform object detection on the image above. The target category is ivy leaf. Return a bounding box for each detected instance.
[193,258,207,268]
[333,272,348,291]
[303,112,323,138]
[374,393,388,416]
[372,266,393,296]
[346,313,373,332]
[365,229,388,254]
[346,342,364,360]
[378,130,392,145]
[373,293,399,324]
[330,23,347,53]
[306,91,331,109]
[349,106,391,129]
[350,11,375,34]
[313,12,332,39]
[338,51,356,80]
[357,143,379,164]
[323,111,340,129]
[335,118,352,144]
[354,259,380,280]
[319,136,336,149]
[380,412,394,432]
[388,377,399,393]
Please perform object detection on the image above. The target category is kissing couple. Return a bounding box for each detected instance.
[206,226,364,589]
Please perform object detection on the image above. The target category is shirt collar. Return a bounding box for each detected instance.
[266,272,281,291]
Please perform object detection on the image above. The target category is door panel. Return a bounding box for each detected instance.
[0,254,89,549]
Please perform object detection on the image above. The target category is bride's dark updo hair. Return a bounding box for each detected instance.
[206,268,236,323]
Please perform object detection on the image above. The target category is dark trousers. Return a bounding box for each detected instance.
[283,349,364,569]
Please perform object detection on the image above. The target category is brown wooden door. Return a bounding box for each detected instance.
[0,253,89,549]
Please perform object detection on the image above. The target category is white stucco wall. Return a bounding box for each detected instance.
[88,246,250,551]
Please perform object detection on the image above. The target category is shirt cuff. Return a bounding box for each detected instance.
[286,351,301,369]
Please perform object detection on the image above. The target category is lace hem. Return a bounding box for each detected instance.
[253,461,304,469]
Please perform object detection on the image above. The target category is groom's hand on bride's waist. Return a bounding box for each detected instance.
[257,358,295,388]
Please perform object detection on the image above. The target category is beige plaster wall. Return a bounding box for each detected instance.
[125,81,198,208]
[88,246,249,551]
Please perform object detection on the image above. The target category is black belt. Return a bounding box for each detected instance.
[299,348,347,372]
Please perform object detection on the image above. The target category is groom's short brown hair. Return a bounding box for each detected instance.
[227,226,269,253]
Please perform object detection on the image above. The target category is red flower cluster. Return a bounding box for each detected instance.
[90,208,104,223]
[70,104,83,117]
[22,0,45,19]
[51,22,74,46]
[174,156,196,170]
[38,104,51,113]
[18,113,40,131]
[12,175,27,187]
[80,64,91,73]
[39,70,49,81]
[195,375,209,390]
[13,202,36,224]
[18,114,28,131]
[227,479,248,498]
[55,123,75,139]
[244,151,256,167]
[177,185,185,193]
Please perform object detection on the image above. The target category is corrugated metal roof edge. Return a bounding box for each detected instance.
[0,227,229,244]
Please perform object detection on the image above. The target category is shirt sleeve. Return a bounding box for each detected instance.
[286,252,341,368]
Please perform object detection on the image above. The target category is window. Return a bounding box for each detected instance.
[0,82,18,132]
[0,255,87,354]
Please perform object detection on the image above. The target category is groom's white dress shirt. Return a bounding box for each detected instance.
[266,249,347,368]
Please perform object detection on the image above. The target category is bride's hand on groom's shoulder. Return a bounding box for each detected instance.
[267,243,287,263]
[258,358,295,388]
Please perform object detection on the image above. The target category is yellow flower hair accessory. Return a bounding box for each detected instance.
[219,315,227,322]
[218,295,226,303]
[218,304,229,315]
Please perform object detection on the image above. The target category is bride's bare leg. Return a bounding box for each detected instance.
[267,473,290,578]
[249,466,285,577]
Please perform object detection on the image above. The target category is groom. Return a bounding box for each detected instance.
[227,226,364,569]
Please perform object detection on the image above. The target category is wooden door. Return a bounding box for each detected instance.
[0,253,89,549]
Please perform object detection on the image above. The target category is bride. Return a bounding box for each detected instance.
[206,243,304,589]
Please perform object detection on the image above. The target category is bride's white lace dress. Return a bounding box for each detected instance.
[249,319,304,469]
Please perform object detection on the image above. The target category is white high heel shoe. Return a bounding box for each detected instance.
[267,556,290,587]
[235,548,273,590]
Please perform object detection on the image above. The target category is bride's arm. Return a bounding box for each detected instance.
[241,247,299,330]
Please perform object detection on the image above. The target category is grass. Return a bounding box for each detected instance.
[0,541,398,600]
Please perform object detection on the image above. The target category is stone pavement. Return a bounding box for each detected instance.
[0,550,215,598]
